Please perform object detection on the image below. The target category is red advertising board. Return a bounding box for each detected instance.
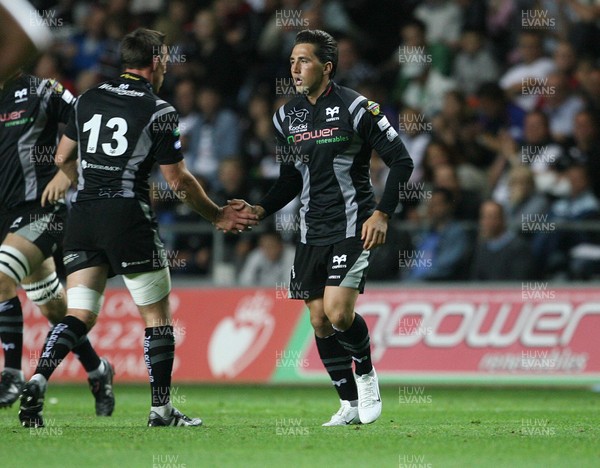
[298,287,600,382]
[10,286,600,384]
[16,288,305,383]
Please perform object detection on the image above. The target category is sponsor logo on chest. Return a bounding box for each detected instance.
[286,107,309,134]
[287,127,342,144]
[0,110,26,122]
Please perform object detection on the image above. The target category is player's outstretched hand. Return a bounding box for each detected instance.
[41,170,71,207]
[214,203,259,234]
[227,198,253,213]
[361,210,389,250]
[228,198,267,219]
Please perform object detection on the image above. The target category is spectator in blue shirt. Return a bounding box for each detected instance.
[404,187,472,281]
[533,163,600,278]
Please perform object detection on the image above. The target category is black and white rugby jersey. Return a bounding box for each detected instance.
[65,72,182,205]
[0,74,75,212]
[260,81,414,245]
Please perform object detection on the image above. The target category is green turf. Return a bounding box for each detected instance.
[1,384,598,467]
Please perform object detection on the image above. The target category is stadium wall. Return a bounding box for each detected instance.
[13,285,600,386]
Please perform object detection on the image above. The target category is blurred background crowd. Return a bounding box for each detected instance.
[26,0,600,283]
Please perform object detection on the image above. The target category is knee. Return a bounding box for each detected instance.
[139,294,171,328]
[68,310,97,331]
[124,269,171,308]
[0,271,17,301]
[310,313,333,337]
[41,299,67,324]
[66,285,102,330]
[307,299,334,337]
[324,300,354,331]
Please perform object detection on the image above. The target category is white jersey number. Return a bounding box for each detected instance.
[82,114,128,156]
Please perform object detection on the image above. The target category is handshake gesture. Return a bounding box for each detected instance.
[213,198,387,250]
[213,199,264,233]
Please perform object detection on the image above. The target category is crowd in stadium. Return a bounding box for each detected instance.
[30,0,600,282]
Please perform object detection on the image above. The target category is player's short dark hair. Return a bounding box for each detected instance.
[120,28,166,70]
[294,29,338,78]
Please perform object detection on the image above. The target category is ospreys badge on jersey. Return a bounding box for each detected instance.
[14,88,28,103]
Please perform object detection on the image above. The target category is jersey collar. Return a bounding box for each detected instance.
[120,72,153,90]
[307,80,335,105]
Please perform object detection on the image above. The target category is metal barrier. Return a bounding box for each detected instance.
[158,219,600,283]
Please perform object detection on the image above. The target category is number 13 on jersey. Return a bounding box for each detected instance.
[82,113,129,156]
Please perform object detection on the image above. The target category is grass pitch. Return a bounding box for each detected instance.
[1,384,598,467]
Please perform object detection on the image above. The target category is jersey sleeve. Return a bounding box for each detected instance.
[41,79,76,125]
[63,97,79,141]
[150,106,184,165]
[355,100,414,216]
[258,111,303,216]
[259,162,303,217]
[271,104,289,148]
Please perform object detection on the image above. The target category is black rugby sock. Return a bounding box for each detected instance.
[144,326,174,407]
[315,334,358,401]
[35,316,88,380]
[72,336,102,373]
[335,313,373,376]
[0,297,23,370]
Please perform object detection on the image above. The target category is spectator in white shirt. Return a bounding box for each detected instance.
[238,231,295,286]
[537,71,585,142]
[403,61,456,119]
[453,28,500,97]
[414,0,463,48]
[500,31,555,112]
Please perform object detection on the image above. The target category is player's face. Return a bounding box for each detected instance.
[290,43,330,97]
[151,45,168,92]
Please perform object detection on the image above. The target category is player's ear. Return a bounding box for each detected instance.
[323,61,332,77]
[151,55,160,72]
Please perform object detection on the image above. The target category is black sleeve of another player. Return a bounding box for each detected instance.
[357,109,414,216]
[63,99,78,141]
[151,109,184,165]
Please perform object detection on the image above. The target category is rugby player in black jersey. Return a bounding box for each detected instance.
[19,28,257,428]
[0,73,114,416]
[231,30,413,425]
